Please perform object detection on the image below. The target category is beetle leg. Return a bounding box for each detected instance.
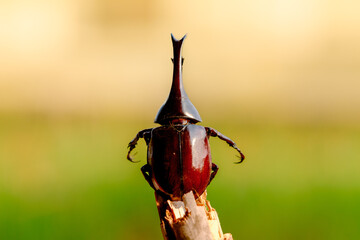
[141,164,155,190]
[206,127,245,163]
[127,128,152,162]
[208,163,219,185]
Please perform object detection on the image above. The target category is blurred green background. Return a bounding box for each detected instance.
[1,0,360,239]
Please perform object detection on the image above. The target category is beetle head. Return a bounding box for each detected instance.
[154,34,202,125]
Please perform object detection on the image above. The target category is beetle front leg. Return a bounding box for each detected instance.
[141,164,155,190]
[206,127,245,163]
[208,163,219,185]
[127,128,152,162]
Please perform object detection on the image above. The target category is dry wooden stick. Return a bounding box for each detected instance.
[154,190,233,240]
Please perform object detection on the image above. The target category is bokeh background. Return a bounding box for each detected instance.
[1,0,360,239]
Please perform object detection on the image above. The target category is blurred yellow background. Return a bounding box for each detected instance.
[1,0,360,239]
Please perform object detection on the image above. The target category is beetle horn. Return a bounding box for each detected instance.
[154,34,202,124]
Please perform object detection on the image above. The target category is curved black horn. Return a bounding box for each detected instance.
[154,34,202,124]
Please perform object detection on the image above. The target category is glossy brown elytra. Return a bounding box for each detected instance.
[127,34,245,200]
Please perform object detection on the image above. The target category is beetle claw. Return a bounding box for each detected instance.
[129,159,140,163]
[240,152,245,161]
[128,157,140,163]
[234,153,245,164]
[127,152,140,163]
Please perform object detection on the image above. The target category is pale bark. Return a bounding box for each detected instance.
[155,190,233,240]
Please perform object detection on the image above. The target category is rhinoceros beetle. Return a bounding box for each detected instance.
[127,34,245,199]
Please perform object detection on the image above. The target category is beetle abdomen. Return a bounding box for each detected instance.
[148,124,211,198]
